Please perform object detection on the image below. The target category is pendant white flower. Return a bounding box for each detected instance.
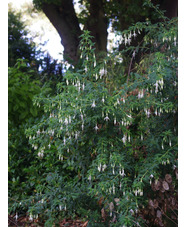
[98,163,102,172]
[122,135,127,144]
[91,100,96,108]
[94,124,99,131]
[37,129,40,136]
[104,113,109,121]
[102,164,107,171]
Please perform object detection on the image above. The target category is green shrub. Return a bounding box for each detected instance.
[10,16,177,226]
[8,60,52,214]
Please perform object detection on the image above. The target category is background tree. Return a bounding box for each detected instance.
[8,6,37,67]
[33,0,178,64]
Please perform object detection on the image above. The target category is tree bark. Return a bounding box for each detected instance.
[42,0,81,64]
[161,0,178,19]
[152,0,178,19]
[85,0,108,56]
[40,0,108,64]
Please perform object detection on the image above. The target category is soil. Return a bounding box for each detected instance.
[8,215,88,227]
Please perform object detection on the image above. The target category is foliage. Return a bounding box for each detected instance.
[38,52,64,93]
[8,13,178,226]
[8,7,37,67]
[8,60,52,213]
[8,60,42,128]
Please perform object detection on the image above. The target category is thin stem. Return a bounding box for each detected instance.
[127,39,144,85]
[158,206,178,226]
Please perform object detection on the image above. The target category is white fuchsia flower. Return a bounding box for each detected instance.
[124,37,128,45]
[64,118,68,125]
[113,184,115,194]
[75,132,79,140]
[111,163,115,175]
[104,113,110,121]
[15,213,18,220]
[102,96,105,103]
[102,164,107,171]
[132,51,136,58]
[94,125,99,131]
[38,150,44,158]
[91,100,96,108]
[127,38,131,45]
[130,209,134,215]
[37,129,40,136]
[34,145,38,150]
[174,38,177,46]
[120,168,125,177]
[138,89,144,99]
[59,155,63,161]
[48,143,51,149]
[122,135,127,144]
[29,213,33,221]
[98,163,102,172]
[100,68,105,78]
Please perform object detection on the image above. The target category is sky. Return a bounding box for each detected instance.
[8,0,64,61]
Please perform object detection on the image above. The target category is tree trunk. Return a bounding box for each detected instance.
[161,0,178,19]
[42,0,81,64]
[85,0,108,56]
[41,0,108,64]
[152,0,178,19]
